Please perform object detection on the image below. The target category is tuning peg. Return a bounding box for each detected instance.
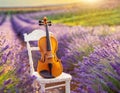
[39,23,43,25]
[48,24,52,26]
[48,21,52,26]
[39,20,43,23]
[47,21,51,24]
[39,20,43,25]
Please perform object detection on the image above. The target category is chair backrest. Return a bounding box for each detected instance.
[24,29,53,75]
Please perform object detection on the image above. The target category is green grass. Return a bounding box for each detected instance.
[0,65,19,92]
[46,7,120,26]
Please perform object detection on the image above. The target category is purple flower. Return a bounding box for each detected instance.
[0,45,9,53]
[87,86,96,93]
[4,79,12,86]
[107,82,118,91]
[1,55,7,64]
[110,62,120,75]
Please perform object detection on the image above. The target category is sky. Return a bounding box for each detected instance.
[0,0,80,7]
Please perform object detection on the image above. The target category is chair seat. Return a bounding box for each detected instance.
[32,72,72,84]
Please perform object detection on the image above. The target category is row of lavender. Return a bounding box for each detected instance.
[72,39,120,93]
[52,25,120,92]
[0,14,61,93]
[10,15,37,40]
[0,12,6,25]
[0,13,120,92]
[0,14,37,92]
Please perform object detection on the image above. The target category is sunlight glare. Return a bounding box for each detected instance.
[86,0,98,3]
[81,0,101,4]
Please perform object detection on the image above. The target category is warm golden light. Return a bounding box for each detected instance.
[80,0,101,4]
[85,0,98,3]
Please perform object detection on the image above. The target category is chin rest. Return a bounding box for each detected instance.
[40,70,54,78]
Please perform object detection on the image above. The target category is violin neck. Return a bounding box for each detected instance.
[45,24,51,51]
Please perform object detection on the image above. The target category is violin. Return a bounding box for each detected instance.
[37,17,63,78]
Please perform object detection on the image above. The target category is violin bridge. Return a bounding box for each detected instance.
[46,54,54,59]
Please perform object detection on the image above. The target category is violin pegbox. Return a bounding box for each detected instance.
[39,17,52,26]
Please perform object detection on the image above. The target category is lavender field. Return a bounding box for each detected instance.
[0,8,120,93]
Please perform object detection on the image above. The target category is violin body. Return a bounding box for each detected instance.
[37,36,63,78]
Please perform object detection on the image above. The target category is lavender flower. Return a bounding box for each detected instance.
[74,39,120,93]
[0,45,9,53]
[4,79,12,86]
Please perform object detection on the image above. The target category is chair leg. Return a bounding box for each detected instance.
[40,83,46,93]
[65,80,70,93]
[32,80,37,93]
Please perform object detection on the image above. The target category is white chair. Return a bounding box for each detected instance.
[24,29,72,93]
